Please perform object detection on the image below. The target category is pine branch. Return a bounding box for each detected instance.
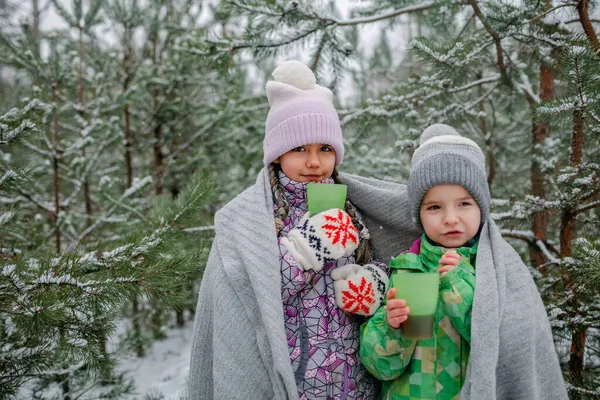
[500,229,561,262]
[333,2,438,26]
[528,3,577,24]
[70,176,153,247]
[0,175,213,396]
[466,0,508,82]
[576,199,600,215]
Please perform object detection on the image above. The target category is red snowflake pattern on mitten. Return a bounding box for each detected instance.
[341,276,375,315]
[321,210,358,248]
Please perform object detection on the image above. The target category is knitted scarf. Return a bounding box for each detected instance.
[391,236,478,273]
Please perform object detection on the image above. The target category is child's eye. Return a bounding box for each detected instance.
[292,146,306,152]
[427,205,440,210]
[460,201,473,207]
[321,145,333,152]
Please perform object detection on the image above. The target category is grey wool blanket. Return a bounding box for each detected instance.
[460,217,567,399]
[188,168,567,399]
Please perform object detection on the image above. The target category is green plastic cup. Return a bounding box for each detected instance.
[392,272,440,340]
[307,183,347,215]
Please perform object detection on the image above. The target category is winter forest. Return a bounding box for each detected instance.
[1,0,599,398]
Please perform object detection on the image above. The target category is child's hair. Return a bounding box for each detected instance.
[269,163,372,265]
[407,124,491,230]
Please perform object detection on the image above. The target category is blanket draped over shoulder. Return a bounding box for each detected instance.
[460,218,567,399]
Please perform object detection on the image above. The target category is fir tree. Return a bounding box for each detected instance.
[1,101,215,399]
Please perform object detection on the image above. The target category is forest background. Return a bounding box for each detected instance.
[1,0,599,399]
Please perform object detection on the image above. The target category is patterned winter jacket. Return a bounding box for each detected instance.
[359,235,477,400]
[276,172,388,400]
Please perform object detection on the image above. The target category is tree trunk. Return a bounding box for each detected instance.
[560,105,585,389]
[176,307,185,327]
[153,122,164,195]
[569,327,586,387]
[577,0,600,55]
[31,0,40,44]
[569,106,584,165]
[78,25,93,232]
[0,0,5,102]
[122,40,134,189]
[152,34,164,196]
[150,30,166,337]
[51,86,61,254]
[529,59,554,268]
[121,29,144,357]
[171,186,186,327]
[476,72,495,189]
[467,0,507,81]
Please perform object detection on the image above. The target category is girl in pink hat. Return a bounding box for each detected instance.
[189,60,420,399]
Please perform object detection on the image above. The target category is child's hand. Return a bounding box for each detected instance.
[385,288,410,329]
[438,250,461,276]
[332,264,389,316]
[281,208,359,271]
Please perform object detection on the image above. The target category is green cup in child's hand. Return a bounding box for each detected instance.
[307,183,347,215]
[391,272,440,340]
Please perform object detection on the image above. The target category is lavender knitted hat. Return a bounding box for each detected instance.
[263,60,344,166]
[408,124,491,230]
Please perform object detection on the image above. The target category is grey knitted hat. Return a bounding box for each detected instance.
[407,123,491,231]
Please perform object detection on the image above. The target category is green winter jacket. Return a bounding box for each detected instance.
[359,235,477,400]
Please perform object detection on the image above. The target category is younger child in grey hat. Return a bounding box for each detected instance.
[359,124,567,399]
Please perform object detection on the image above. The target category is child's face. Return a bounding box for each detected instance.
[419,184,481,248]
[274,143,336,182]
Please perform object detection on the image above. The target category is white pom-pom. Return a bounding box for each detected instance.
[420,123,460,145]
[271,60,316,90]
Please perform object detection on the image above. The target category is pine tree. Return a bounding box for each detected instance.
[1,101,215,398]
[1,0,270,396]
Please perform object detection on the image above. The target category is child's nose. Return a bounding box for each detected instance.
[306,154,320,168]
[443,211,459,225]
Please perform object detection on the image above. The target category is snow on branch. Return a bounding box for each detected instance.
[565,383,600,398]
[577,199,600,214]
[0,120,37,144]
[226,0,283,17]
[123,176,153,198]
[19,139,53,157]
[70,176,153,247]
[518,72,540,105]
[228,0,437,27]
[1,191,56,213]
[0,170,17,189]
[70,229,165,273]
[536,239,561,264]
[500,229,560,263]
[183,225,215,232]
[334,2,437,26]
[0,210,15,227]
[0,99,50,144]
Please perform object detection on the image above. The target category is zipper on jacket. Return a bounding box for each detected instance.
[294,321,309,386]
[342,362,350,400]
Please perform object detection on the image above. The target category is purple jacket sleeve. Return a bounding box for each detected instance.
[279,236,315,302]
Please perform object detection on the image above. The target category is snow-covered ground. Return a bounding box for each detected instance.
[14,319,194,399]
[120,322,194,399]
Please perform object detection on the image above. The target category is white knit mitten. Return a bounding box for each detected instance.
[281,209,359,272]
[331,264,390,316]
